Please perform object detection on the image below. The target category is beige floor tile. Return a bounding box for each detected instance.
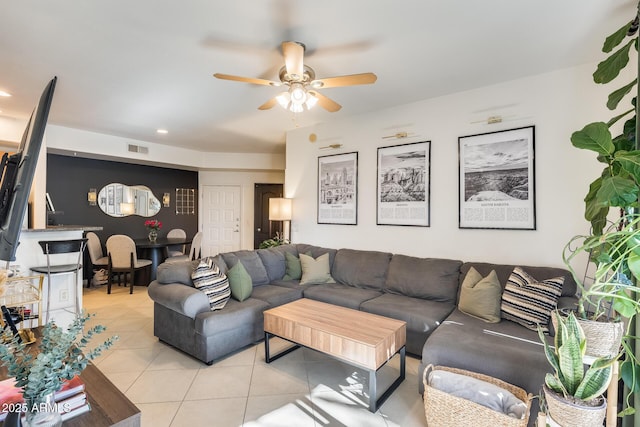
[95,346,163,373]
[249,363,309,396]
[147,347,204,371]
[185,365,253,400]
[378,378,428,427]
[171,398,246,427]
[212,344,257,367]
[126,369,198,403]
[243,393,316,427]
[310,384,388,426]
[103,370,143,393]
[306,361,368,394]
[137,402,181,427]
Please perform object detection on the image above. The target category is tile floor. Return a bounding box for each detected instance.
[83,285,429,427]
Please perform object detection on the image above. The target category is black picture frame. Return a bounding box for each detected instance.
[377,141,431,226]
[458,126,536,230]
[317,152,358,225]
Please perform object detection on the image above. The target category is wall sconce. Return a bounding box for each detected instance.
[163,193,170,207]
[120,202,135,215]
[87,188,97,206]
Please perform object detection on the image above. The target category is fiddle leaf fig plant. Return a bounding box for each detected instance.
[570,12,639,235]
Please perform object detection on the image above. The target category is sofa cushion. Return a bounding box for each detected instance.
[460,262,576,297]
[156,259,200,286]
[195,298,269,336]
[148,281,211,318]
[385,255,462,302]
[227,262,253,302]
[500,267,563,334]
[191,257,231,311]
[300,253,336,285]
[303,283,381,310]
[221,250,270,286]
[331,249,392,290]
[295,244,337,268]
[458,267,501,323]
[360,293,454,355]
[250,284,303,307]
[257,248,286,281]
[420,309,552,396]
[282,251,303,280]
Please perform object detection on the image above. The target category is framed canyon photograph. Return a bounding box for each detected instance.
[377,141,431,226]
[458,126,535,230]
[317,152,358,225]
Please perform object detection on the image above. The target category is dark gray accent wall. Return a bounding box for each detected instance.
[46,154,198,248]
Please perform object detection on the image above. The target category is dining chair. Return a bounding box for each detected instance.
[105,235,152,294]
[170,231,202,261]
[166,228,187,257]
[30,239,87,323]
[86,232,109,287]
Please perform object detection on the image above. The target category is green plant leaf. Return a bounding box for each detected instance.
[607,80,637,110]
[594,39,634,84]
[615,150,640,182]
[603,21,634,53]
[575,358,613,400]
[613,295,637,318]
[620,360,640,392]
[612,131,636,151]
[608,109,636,127]
[571,122,614,155]
[596,175,639,207]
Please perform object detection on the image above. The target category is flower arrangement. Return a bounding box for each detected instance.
[0,312,118,409]
[144,219,162,231]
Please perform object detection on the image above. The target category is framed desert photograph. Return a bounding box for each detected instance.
[377,141,431,226]
[317,152,358,225]
[458,126,535,230]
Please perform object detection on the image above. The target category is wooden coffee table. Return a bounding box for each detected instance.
[263,298,406,412]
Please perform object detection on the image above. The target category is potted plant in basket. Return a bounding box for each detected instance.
[539,311,614,427]
[0,312,117,426]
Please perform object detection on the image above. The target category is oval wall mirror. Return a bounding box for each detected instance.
[97,183,161,217]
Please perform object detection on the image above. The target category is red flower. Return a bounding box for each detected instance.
[144,219,162,230]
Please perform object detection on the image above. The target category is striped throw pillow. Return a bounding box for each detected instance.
[500,267,564,334]
[192,257,231,311]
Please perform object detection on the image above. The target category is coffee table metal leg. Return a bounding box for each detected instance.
[369,346,406,413]
[264,332,301,363]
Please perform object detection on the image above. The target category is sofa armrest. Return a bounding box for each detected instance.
[148,281,210,319]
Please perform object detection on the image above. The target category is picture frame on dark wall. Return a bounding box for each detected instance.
[317,152,358,225]
[377,141,431,226]
[458,126,535,230]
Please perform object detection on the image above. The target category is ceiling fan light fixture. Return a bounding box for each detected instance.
[276,92,290,109]
[289,102,304,113]
[310,81,323,89]
[289,83,307,105]
[305,93,318,110]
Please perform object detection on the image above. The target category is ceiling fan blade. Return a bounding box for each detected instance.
[282,41,304,80]
[258,97,278,110]
[308,91,341,112]
[213,73,280,86]
[311,72,377,88]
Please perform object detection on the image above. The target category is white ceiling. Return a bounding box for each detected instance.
[0,1,635,154]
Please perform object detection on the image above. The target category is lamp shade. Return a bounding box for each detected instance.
[269,198,292,221]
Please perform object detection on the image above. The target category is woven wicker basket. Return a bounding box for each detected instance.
[552,312,624,358]
[543,384,606,427]
[422,365,532,427]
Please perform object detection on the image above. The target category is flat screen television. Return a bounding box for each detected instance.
[0,77,57,262]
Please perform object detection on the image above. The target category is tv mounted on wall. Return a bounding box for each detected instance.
[0,77,57,262]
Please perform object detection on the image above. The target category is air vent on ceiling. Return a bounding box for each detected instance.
[128,144,148,154]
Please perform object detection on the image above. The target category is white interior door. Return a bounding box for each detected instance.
[201,185,241,257]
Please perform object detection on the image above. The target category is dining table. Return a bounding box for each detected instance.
[133,237,192,281]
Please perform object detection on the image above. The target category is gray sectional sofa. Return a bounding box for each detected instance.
[148,243,577,424]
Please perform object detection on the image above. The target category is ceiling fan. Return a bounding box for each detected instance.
[213,41,377,113]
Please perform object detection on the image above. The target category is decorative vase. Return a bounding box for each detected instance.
[24,393,62,427]
[543,384,606,427]
[148,229,158,242]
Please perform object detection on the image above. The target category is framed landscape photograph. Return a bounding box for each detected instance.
[458,126,535,230]
[317,152,358,225]
[377,141,431,226]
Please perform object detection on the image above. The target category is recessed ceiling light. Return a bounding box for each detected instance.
[0,91,11,97]
[156,129,168,134]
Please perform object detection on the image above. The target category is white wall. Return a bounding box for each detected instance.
[285,62,625,270]
[199,170,285,249]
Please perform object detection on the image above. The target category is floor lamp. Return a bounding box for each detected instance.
[268,198,292,242]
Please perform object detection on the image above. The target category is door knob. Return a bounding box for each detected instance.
[257,228,261,232]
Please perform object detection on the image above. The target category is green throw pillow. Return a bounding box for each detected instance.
[282,251,302,280]
[458,267,502,323]
[299,253,335,285]
[227,261,253,302]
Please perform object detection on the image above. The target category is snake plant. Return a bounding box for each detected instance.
[539,311,614,401]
